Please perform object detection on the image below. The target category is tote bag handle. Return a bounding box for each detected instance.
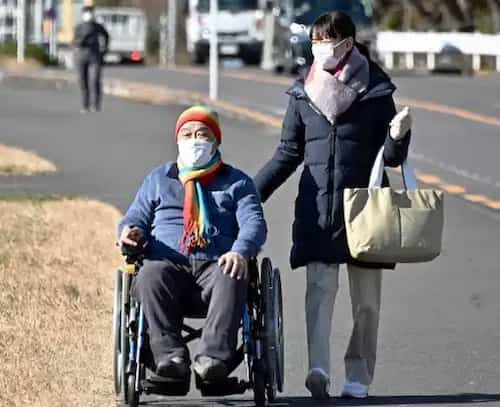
[368,147,418,190]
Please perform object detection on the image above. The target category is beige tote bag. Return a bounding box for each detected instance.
[343,147,444,263]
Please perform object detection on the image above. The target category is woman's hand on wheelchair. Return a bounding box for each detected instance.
[119,225,146,248]
[218,252,248,281]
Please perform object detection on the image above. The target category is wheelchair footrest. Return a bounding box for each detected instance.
[196,376,249,397]
[142,374,190,396]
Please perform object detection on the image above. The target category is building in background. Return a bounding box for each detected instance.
[0,0,17,42]
[56,0,86,44]
[0,0,90,47]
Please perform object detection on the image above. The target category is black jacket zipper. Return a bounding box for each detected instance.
[326,121,336,227]
[304,98,337,229]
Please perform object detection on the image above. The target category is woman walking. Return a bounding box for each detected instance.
[254,11,413,399]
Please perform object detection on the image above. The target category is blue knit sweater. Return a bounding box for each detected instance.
[118,162,267,264]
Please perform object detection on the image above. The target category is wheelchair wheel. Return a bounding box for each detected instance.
[121,272,131,403]
[261,258,285,400]
[126,374,139,407]
[113,269,123,396]
[252,363,267,407]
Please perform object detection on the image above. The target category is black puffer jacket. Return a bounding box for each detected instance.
[255,61,410,269]
[73,21,109,59]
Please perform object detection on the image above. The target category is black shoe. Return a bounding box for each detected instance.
[193,356,228,382]
[305,369,330,400]
[156,356,190,380]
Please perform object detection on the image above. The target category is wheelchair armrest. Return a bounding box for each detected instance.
[121,239,147,256]
[121,239,148,264]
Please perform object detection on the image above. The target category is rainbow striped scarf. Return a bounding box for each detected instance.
[178,152,223,254]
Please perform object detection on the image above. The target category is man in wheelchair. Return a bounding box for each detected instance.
[118,106,267,385]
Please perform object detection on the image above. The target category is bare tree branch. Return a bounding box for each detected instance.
[487,0,500,31]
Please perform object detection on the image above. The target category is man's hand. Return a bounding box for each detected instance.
[390,106,412,141]
[218,252,248,280]
[119,225,145,247]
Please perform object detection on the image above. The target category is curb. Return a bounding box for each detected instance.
[2,68,500,214]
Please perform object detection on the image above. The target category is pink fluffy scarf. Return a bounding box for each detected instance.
[304,46,370,124]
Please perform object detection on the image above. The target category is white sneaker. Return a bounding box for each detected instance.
[341,381,369,398]
[305,368,330,400]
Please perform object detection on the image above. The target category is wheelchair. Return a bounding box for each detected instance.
[112,243,284,407]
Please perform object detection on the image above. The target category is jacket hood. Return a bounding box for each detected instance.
[287,60,396,102]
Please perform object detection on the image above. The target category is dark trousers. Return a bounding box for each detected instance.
[76,52,102,110]
[131,259,248,366]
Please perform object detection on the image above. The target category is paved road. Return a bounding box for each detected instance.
[105,66,500,207]
[2,83,500,406]
[106,66,500,118]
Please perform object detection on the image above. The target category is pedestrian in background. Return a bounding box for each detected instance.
[254,11,413,400]
[73,6,109,113]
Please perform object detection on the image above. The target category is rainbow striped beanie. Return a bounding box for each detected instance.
[175,106,222,144]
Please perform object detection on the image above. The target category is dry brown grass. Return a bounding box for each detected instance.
[0,57,42,71]
[0,144,57,176]
[0,198,123,407]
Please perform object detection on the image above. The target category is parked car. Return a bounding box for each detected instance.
[186,0,266,65]
[95,7,147,64]
[433,43,469,75]
[269,0,377,74]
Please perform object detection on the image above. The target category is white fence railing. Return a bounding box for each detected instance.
[377,31,500,72]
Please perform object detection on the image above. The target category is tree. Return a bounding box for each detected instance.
[375,0,500,33]
[94,0,125,6]
[440,0,474,30]
[487,0,500,31]
[406,0,442,29]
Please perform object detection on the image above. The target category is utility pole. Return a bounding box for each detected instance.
[209,0,218,100]
[167,0,177,67]
[261,0,275,71]
[159,13,167,66]
[17,0,26,63]
[33,0,44,44]
[47,0,58,60]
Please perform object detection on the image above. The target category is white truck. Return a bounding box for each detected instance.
[186,0,265,65]
[95,7,147,64]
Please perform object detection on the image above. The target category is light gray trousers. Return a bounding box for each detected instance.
[306,262,382,386]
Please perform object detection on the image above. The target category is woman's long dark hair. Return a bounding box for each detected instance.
[309,11,370,59]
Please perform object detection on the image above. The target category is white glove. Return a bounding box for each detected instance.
[389,106,412,141]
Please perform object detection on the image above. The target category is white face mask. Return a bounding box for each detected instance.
[312,38,350,70]
[82,11,94,22]
[178,139,215,168]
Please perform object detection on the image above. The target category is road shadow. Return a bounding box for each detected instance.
[278,394,500,406]
[142,393,500,406]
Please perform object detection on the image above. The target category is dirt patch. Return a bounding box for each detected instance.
[0,144,57,175]
[0,57,42,72]
[0,198,122,406]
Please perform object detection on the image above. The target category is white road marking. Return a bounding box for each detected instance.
[409,151,500,190]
